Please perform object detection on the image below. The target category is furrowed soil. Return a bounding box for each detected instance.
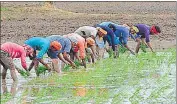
[1,2,176,50]
[0,2,176,104]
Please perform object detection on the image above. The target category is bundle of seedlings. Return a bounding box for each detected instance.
[107,49,113,58]
[140,43,148,53]
[19,69,30,77]
[63,60,81,71]
[36,65,48,76]
[119,45,128,53]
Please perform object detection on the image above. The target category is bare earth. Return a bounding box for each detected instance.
[1,2,176,51]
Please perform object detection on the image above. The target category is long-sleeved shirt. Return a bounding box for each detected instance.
[97,24,117,51]
[46,35,71,53]
[24,37,50,59]
[1,42,27,69]
[74,26,98,38]
[114,25,130,45]
[135,24,151,42]
[99,21,119,27]
[95,36,105,48]
[65,33,86,59]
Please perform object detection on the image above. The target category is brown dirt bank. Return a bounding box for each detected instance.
[1,2,176,50]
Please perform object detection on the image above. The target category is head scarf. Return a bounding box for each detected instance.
[86,37,95,46]
[50,41,62,51]
[150,25,159,34]
[23,44,34,56]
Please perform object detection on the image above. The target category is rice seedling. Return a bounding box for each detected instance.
[119,45,128,53]
[107,49,114,58]
[3,48,175,104]
[140,43,148,53]
[36,65,48,76]
[19,69,30,78]
[0,93,13,104]
[63,60,81,71]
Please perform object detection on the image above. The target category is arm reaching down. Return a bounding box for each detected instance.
[63,52,76,68]
[20,51,28,71]
[146,42,154,52]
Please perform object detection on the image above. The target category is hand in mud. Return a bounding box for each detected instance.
[114,55,117,58]
[152,50,155,53]
[152,51,156,55]
[48,67,52,72]
[71,62,76,69]
[15,66,21,73]
[45,65,52,72]
[130,50,135,55]
[94,54,98,59]
[16,69,20,73]
[78,59,82,64]
[113,51,118,58]
[82,59,86,68]
[26,70,30,76]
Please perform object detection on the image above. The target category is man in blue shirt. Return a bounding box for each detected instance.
[24,37,61,75]
[46,35,78,73]
[108,24,136,55]
[96,23,119,58]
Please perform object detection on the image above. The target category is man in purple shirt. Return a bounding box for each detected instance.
[134,24,161,53]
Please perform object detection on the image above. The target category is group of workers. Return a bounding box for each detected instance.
[0,22,161,82]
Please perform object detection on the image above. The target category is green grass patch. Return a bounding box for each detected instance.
[19,69,30,78]
[36,65,48,76]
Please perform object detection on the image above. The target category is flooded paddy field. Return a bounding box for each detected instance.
[0,1,176,104]
[1,48,176,104]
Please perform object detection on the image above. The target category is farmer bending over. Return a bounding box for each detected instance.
[108,23,138,55]
[64,33,87,68]
[46,35,78,73]
[85,37,97,63]
[75,26,107,60]
[97,23,119,58]
[133,24,161,53]
[24,37,61,76]
[74,26,107,40]
[0,42,34,82]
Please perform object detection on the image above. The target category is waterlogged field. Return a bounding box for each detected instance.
[1,48,175,104]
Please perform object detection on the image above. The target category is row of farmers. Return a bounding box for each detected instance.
[0,22,161,82]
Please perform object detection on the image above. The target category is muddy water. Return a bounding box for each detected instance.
[1,52,176,104]
[0,56,53,102]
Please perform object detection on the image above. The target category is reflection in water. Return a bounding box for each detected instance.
[2,81,17,96]
[74,87,87,97]
[1,52,175,103]
[20,86,40,103]
[31,87,40,97]
[73,82,88,97]
[74,87,108,97]
[73,82,109,97]
[73,82,87,97]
